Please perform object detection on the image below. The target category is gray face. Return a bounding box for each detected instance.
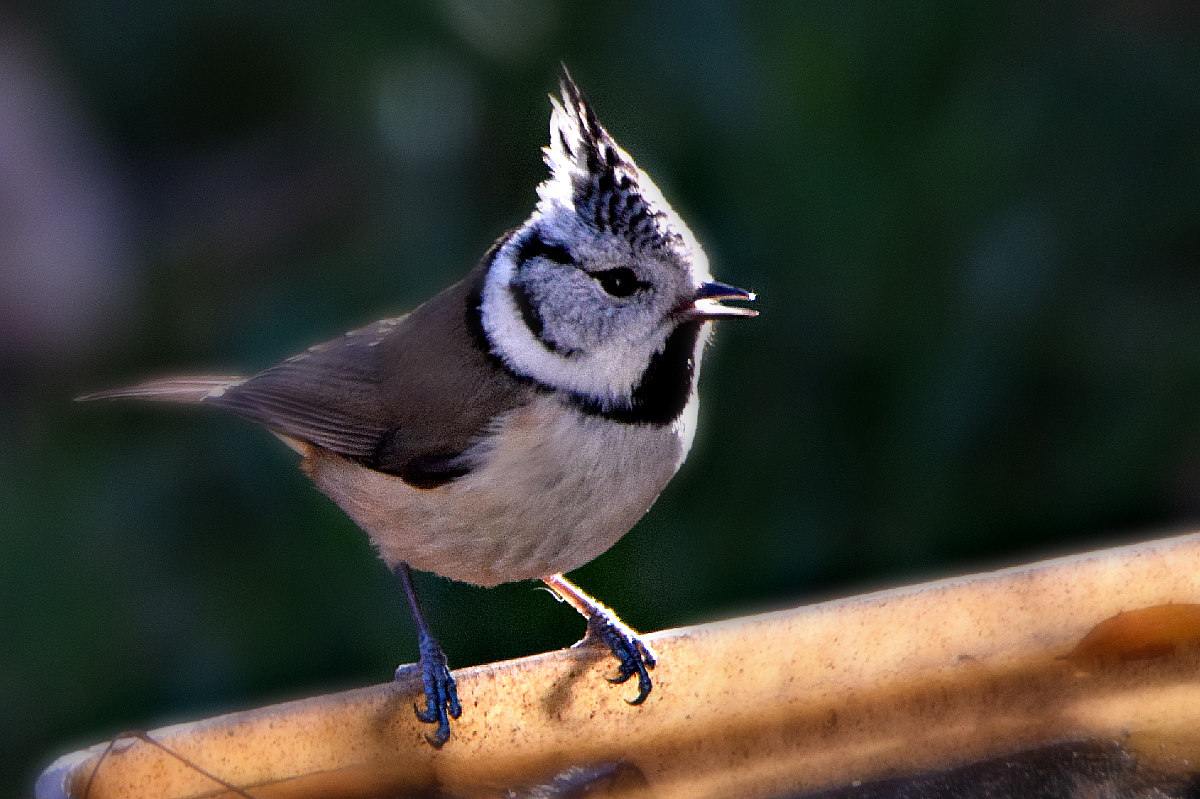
[510,222,695,359]
[479,74,715,412]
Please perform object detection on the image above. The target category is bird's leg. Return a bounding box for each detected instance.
[542,573,657,705]
[393,562,461,747]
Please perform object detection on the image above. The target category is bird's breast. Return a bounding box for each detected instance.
[303,393,698,586]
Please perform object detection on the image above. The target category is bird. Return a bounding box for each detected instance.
[80,67,757,747]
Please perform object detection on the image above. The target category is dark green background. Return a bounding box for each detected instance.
[3,1,1199,794]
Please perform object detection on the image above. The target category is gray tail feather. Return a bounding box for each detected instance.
[76,376,245,403]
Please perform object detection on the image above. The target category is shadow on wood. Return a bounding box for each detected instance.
[38,532,1200,798]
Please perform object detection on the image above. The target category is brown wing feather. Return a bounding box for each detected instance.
[77,376,244,403]
[209,251,534,480]
[81,241,530,485]
[210,318,397,460]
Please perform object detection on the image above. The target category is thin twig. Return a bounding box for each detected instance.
[81,730,259,799]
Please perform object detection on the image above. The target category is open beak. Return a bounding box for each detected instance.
[687,281,758,321]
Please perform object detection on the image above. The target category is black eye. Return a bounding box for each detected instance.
[592,267,645,298]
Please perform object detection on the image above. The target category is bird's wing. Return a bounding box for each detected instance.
[209,318,398,461]
[210,265,533,485]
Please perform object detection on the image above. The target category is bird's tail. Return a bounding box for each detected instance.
[76,376,245,403]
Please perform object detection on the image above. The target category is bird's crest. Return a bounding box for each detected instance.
[539,67,686,253]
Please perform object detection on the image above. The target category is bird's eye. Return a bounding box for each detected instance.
[593,267,647,298]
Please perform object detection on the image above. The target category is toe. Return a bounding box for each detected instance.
[408,635,461,746]
[586,615,656,704]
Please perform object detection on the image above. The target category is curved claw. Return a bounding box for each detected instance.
[401,633,462,748]
[586,614,657,705]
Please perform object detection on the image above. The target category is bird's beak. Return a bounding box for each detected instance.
[686,281,758,321]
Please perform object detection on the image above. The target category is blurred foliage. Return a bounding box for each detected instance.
[2,0,1199,794]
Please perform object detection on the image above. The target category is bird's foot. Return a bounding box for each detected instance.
[582,611,658,705]
[396,632,462,747]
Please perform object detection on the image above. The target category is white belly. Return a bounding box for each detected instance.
[302,394,696,586]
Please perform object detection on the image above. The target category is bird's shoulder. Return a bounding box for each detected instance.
[211,256,537,487]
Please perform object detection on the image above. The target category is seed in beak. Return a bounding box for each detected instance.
[689,281,758,320]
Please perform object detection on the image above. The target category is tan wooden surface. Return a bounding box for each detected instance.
[38,531,1200,799]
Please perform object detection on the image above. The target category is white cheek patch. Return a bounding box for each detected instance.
[480,242,666,410]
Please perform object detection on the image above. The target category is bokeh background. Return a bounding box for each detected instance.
[3,1,1199,793]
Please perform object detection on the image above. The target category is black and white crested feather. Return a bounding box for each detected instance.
[540,68,693,256]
